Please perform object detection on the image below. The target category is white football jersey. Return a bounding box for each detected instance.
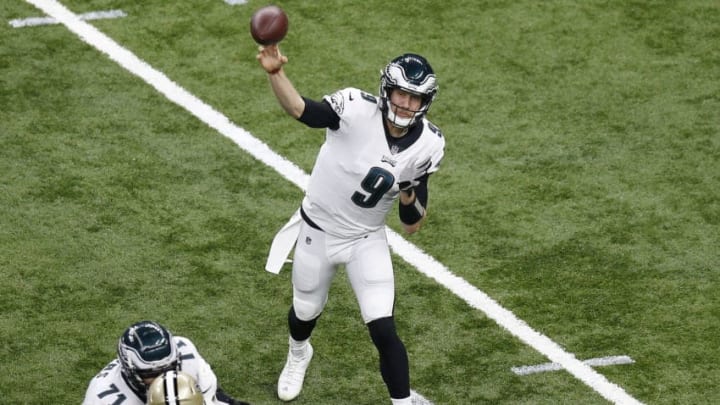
[302,87,445,238]
[82,337,218,405]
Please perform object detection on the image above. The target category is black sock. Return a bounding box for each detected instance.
[288,306,318,341]
[368,317,410,399]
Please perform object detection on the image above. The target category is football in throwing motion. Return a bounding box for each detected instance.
[250,5,289,45]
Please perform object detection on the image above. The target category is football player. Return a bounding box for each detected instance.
[257,46,444,405]
[82,320,249,405]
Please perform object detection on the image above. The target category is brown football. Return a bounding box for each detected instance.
[250,5,289,45]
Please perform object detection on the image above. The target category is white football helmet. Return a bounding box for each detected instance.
[147,370,203,405]
[380,53,438,128]
[117,321,179,393]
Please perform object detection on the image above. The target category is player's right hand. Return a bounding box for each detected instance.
[256,44,288,74]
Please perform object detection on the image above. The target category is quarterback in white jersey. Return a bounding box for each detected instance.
[82,321,248,405]
[304,87,444,238]
[257,47,444,405]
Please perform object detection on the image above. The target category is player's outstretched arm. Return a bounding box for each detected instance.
[256,44,305,118]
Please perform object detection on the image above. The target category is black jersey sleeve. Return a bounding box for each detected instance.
[297,97,340,130]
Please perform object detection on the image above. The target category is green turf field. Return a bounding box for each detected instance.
[1,1,718,404]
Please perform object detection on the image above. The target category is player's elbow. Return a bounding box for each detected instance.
[284,96,306,119]
[285,101,305,119]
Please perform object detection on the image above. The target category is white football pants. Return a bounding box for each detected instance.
[291,221,395,324]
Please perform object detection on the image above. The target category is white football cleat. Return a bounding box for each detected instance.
[392,390,433,405]
[277,342,313,401]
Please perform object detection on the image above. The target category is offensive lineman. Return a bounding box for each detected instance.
[82,320,249,405]
[257,45,445,405]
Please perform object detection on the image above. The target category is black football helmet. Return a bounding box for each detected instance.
[380,53,438,128]
[117,321,179,392]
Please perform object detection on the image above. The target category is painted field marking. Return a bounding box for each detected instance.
[224,0,248,5]
[513,355,636,376]
[9,9,126,28]
[22,1,644,404]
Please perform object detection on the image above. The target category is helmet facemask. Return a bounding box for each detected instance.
[380,54,438,129]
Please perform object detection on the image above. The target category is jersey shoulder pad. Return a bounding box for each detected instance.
[358,90,378,104]
[324,87,378,117]
[175,337,200,357]
[420,119,446,152]
[423,119,444,139]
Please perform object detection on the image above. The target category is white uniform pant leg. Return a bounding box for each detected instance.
[345,228,395,324]
[291,222,335,321]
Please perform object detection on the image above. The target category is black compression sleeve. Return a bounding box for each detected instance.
[399,174,431,225]
[399,199,424,224]
[297,97,340,129]
[414,174,430,207]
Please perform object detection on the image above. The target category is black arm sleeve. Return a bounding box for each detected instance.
[414,174,430,208]
[297,97,340,130]
[399,174,430,225]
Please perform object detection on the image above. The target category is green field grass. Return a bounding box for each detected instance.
[1,1,718,404]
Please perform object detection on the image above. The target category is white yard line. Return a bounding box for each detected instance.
[512,355,636,376]
[9,9,125,28]
[22,1,644,404]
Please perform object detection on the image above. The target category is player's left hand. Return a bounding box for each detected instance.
[398,164,419,191]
